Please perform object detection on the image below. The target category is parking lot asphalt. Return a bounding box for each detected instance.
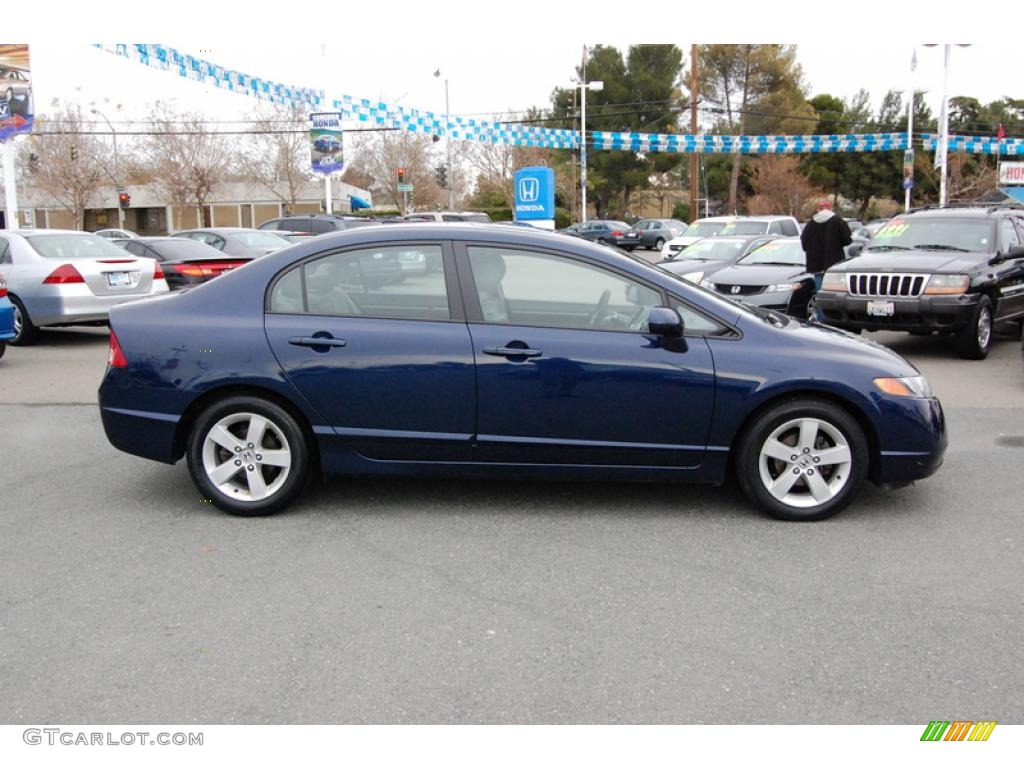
[1,326,1022,724]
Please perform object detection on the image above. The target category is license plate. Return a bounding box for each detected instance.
[866,300,895,317]
[625,233,638,238]
[106,271,132,287]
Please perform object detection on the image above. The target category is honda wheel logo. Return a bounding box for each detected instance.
[519,178,539,203]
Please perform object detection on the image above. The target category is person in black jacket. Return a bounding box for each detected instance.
[801,199,852,319]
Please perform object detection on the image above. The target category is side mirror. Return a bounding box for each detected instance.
[847,242,864,258]
[1008,245,1024,261]
[648,306,683,337]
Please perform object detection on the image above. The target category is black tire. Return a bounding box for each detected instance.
[955,295,993,360]
[186,396,311,516]
[653,237,665,251]
[9,296,39,346]
[735,398,869,522]
[0,341,5,360]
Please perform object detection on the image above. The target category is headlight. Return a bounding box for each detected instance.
[682,271,704,283]
[874,376,934,398]
[821,273,847,292]
[700,279,715,290]
[924,275,969,295]
[765,282,801,293]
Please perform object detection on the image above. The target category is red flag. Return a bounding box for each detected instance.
[997,124,1006,140]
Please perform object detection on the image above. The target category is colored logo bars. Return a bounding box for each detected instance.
[920,720,997,742]
[97,45,1015,156]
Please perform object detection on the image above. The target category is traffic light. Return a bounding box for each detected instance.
[397,167,405,184]
[436,164,448,189]
[118,192,131,209]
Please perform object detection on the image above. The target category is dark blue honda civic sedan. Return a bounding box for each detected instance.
[99,223,946,521]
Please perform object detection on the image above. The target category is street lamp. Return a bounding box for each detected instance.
[569,79,603,223]
[91,107,123,228]
[433,69,454,210]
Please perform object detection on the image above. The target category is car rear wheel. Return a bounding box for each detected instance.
[9,296,39,346]
[736,398,868,522]
[955,295,993,360]
[187,396,310,516]
[653,237,665,251]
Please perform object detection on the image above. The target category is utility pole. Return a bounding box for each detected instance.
[689,44,698,224]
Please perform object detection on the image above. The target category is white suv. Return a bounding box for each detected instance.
[661,215,800,260]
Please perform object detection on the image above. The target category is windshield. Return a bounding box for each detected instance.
[738,239,806,266]
[683,221,728,237]
[719,221,770,235]
[25,233,136,260]
[869,217,995,252]
[680,239,749,261]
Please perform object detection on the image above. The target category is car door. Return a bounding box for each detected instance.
[264,241,476,462]
[457,243,716,467]
[995,216,1024,319]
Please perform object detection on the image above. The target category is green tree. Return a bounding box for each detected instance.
[550,44,684,219]
[697,44,810,212]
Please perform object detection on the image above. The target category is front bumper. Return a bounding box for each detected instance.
[0,301,14,340]
[874,395,947,485]
[817,290,980,332]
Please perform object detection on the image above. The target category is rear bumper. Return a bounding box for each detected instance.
[817,290,979,332]
[20,286,168,327]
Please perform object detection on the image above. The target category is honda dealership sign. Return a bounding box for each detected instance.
[998,162,1024,185]
[0,44,34,143]
[514,166,555,229]
[309,112,343,175]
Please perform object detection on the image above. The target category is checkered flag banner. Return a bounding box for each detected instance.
[99,45,983,156]
[590,131,908,154]
[921,134,1024,156]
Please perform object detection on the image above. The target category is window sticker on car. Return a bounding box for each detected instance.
[875,222,909,238]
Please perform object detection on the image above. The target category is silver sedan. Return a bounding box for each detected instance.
[0,229,168,345]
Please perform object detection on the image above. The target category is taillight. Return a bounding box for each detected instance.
[154,263,166,280]
[0,273,7,298]
[173,264,207,277]
[43,264,86,284]
[108,329,127,368]
[612,230,624,237]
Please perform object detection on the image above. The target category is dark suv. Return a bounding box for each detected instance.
[258,214,381,242]
[816,204,1024,359]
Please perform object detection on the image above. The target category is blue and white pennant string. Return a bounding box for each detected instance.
[98,46,1005,156]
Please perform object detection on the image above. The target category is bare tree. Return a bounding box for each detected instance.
[745,155,819,217]
[467,137,551,208]
[22,100,106,229]
[343,129,444,212]
[141,101,229,230]
[238,104,313,210]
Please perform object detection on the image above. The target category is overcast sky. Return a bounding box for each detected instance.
[11,3,1020,135]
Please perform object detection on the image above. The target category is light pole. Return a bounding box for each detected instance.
[925,44,970,208]
[433,70,454,210]
[572,79,603,222]
[91,107,124,228]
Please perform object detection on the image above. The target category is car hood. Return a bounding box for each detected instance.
[666,235,703,248]
[736,312,922,378]
[709,264,808,285]
[661,258,734,274]
[831,248,981,273]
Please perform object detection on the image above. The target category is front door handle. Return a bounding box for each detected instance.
[288,335,348,348]
[483,345,542,358]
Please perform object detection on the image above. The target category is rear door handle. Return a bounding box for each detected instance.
[483,345,542,358]
[288,336,348,348]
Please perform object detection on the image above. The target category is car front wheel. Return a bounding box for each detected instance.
[955,295,993,360]
[186,396,310,516]
[736,398,868,521]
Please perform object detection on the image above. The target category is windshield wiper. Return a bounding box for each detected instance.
[912,244,970,252]
[744,303,788,327]
[746,261,800,267]
[864,245,911,251]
